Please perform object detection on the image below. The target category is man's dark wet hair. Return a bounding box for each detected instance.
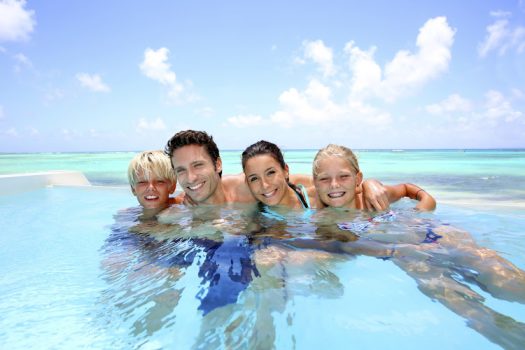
[165,130,222,177]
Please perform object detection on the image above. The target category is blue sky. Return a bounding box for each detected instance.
[1,0,524,152]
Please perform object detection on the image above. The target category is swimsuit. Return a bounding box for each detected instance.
[292,183,310,209]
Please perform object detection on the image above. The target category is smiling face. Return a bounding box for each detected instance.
[244,154,292,207]
[132,172,176,210]
[171,144,222,204]
[313,156,363,208]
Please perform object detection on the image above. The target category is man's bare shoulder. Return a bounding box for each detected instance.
[223,173,256,203]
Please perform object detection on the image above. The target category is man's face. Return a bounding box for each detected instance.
[171,144,222,204]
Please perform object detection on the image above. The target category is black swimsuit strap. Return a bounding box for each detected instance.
[288,183,309,208]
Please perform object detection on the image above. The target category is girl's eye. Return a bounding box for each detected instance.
[340,174,350,179]
[318,177,329,182]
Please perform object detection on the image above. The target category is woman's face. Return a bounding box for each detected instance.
[244,154,290,206]
[314,156,362,208]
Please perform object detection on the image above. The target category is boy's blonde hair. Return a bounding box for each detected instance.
[313,144,360,178]
[127,150,177,188]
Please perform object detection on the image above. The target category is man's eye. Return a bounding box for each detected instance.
[176,169,186,174]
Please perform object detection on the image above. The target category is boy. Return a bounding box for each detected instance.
[128,150,182,212]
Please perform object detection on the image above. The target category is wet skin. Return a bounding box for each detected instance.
[313,156,363,209]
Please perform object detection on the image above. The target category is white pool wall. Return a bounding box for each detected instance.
[0,171,92,195]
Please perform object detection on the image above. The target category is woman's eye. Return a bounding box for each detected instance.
[249,176,258,182]
[267,170,276,176]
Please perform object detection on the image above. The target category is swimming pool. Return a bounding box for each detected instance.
[1,186,524,349]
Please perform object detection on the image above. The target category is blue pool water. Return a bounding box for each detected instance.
[1,186,524,349]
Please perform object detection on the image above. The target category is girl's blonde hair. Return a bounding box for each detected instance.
[127,150,177,188]
[313,144,360,178]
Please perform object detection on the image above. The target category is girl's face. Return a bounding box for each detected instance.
[244,154,290,206]
[314,156,362,208]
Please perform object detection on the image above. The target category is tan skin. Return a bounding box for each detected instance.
[171,144,391,208]
[313,155,436,211]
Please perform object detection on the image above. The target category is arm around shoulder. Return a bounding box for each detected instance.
[385,183,436,211]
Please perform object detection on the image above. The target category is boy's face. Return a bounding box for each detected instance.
[132,172,176,209]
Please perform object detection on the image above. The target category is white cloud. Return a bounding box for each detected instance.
[227,114,265,128]
[0,0,35,42]
[6,127,18,137]
[344,17,455,102]
[303,40,336,77]
[483,90,523,123]
[230,17,452,129]
[426,94,473,115]
[76,73,111,92]
[478,12,525,57]
[195,106,215,118]
[136,117,167,132]
[140,47,196,103]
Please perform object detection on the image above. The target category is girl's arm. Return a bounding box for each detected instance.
[386,183,436,211]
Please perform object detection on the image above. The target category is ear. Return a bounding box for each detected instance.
[284,163,290,181]
[216,157,223,174]
[130,185,137,196]
[355,172,363,194]
[168,181,177,195]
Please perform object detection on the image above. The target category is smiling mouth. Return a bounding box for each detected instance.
[144,195,159,200]
[187,182,204,191]
[328,191,345,198]
[262,189,277,198]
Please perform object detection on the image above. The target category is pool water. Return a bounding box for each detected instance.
[1,186,524,349]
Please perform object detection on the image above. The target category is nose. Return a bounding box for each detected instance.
[329,178,339,189]
[186,168,198,183]
[261,178,271,190]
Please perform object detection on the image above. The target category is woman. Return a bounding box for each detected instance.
[242,140,314,209]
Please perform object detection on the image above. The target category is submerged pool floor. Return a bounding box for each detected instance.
[0,187,524,349]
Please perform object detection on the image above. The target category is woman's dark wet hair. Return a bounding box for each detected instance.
[165,130,222,177]
[241,140,286,172]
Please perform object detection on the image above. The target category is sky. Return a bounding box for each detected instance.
[1,0,524,152]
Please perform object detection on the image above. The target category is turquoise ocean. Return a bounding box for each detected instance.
[1,149,524,212]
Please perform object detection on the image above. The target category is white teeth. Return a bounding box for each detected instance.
[188,182,204,191]
[262,190,277,198]
[328,192,345,198]
[145,195,158,200]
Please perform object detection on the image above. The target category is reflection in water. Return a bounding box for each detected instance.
[98,205,525,349]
